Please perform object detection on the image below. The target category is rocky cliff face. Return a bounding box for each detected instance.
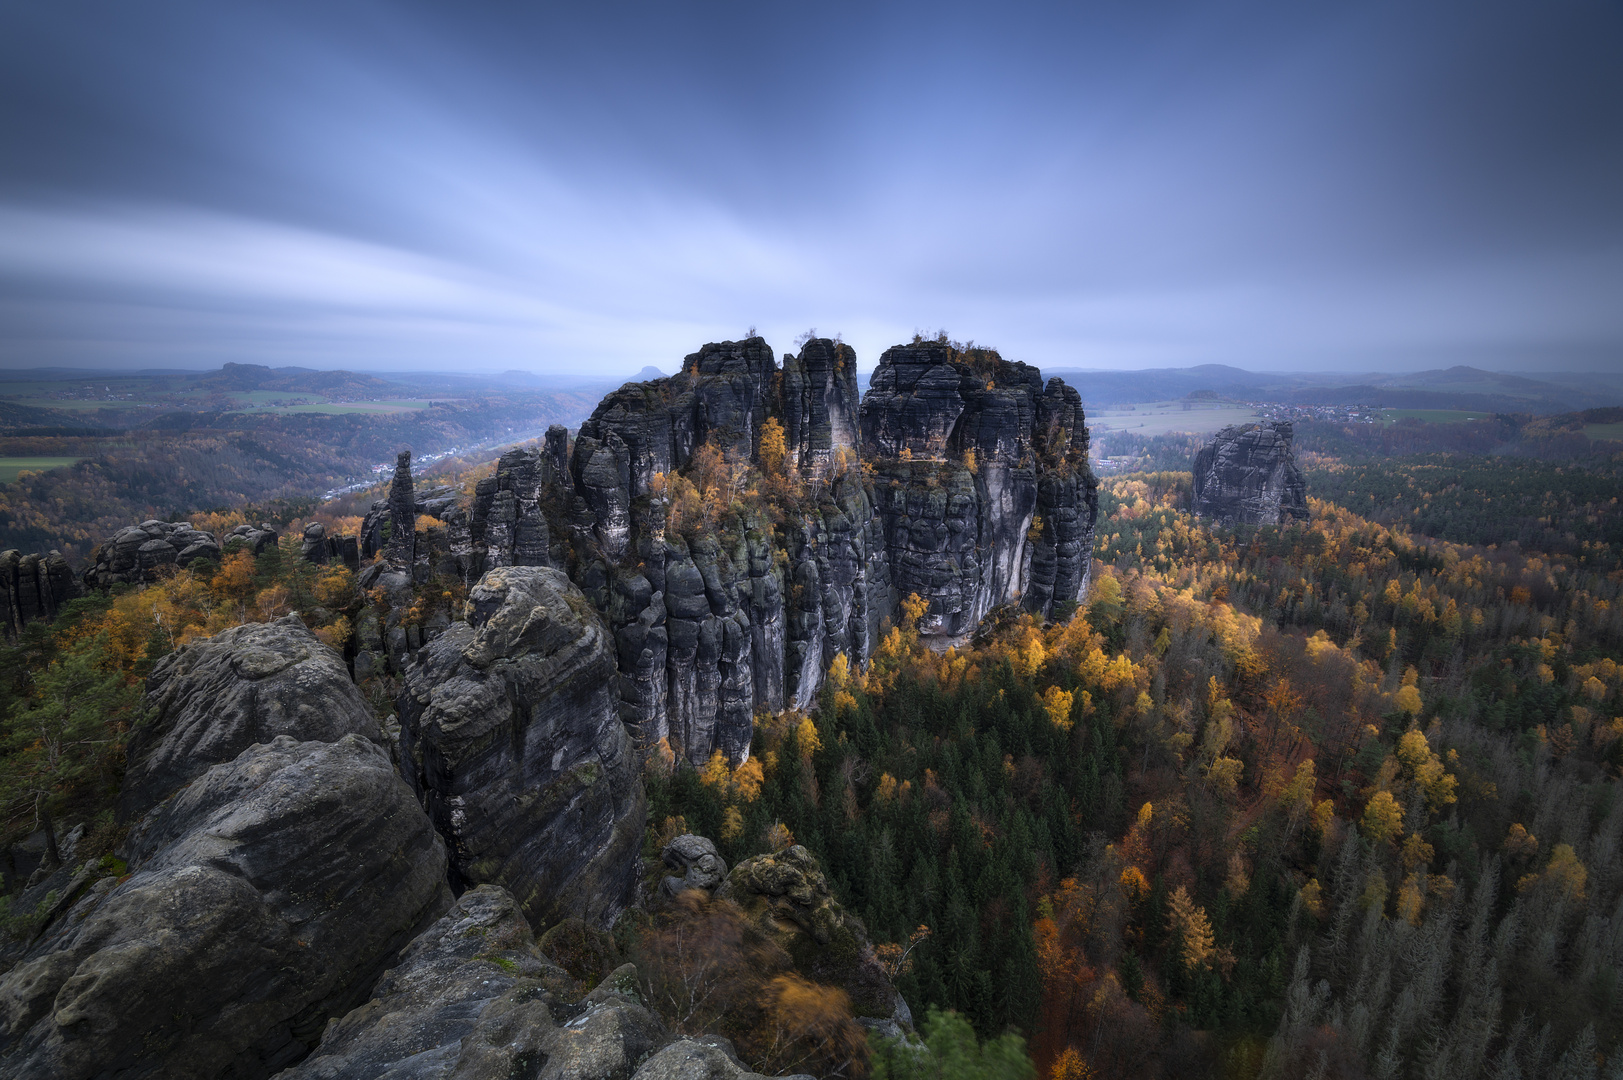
[1191,421,1309,526]
[375,337,1096,769]
[0,549,81,641]
[396,566,646,930]
[862,342,1096,637]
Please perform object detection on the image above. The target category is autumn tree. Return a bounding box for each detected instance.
[758,417,790,490]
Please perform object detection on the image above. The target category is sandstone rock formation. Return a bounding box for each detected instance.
[0,549,81,641]
[397,566,645,930]
[81,519,279,589]
[423,338,1096,769]
[119,614,382,822]
[862,341,1096,637]
[299,522,359,569]
[725,845,901,1023]
[0,735,451,1080]
[279,883,805,1080]
[1191,421,1309,526]
[357,336,1096,769]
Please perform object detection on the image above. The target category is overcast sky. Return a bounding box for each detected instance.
[1,1,1620,377]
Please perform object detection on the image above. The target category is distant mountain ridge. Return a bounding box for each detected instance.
[1044,362,1623,412]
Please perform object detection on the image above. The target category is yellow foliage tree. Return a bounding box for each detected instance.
[1050,1047,1097,1080]
[1166,886,1215,971]
[1300,879,1325,919]
[1362,790,1404,844]
[732,758,764,803]
[1041,686,1074,730]
[795,716,822,758]
[1396,728,1457,809]
[758,417,790,482]
[1394,684,1423,717]
[1519,843,1588,901]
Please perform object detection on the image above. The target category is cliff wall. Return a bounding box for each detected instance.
[356,337,1098,768]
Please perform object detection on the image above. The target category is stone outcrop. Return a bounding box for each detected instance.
[81,519,278,590]
[781,337,861,479]
[724,845,901,1023]
[661,833,728,897]
[397,566,645,930]
[363,337,1096,768]
[862,342,1096,637]
[299,522,359,570]
[279,883,805,1080]
[0,735,451,1080]
[274,884,664,1080]
[1191,421,1309,526]
[0,549,81,641]
[118,614,382,822]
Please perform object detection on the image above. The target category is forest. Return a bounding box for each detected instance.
[1,428,1621,1078]
[648,460,1623,1077]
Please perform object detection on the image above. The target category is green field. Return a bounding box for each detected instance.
[1088,401,1260,437]
[1585,422,1623,442]
[1380,408,1490,424]
[0,456,82,483]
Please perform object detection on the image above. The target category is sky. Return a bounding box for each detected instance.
[1,1,1620,378]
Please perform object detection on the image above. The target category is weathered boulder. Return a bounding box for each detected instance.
[398,566,645,930]
[274,884,668,1080]
[1191,421,1309,526]
[118,614,381,822]
[0,735,451,1080]
[724,846,899,1020]
[661,834,728,897]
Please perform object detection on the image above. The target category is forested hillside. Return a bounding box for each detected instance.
[1,424,1620,1078]
[652,465,1623,1077]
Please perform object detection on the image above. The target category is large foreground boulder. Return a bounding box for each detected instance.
[277,885,667,1080]
[0,735,451,1080]
[398,566,646,930]
[281,884,807,1080]
[119,615,382,822]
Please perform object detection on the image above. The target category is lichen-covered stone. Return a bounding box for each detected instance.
[661,834,728,897]
[119,614,381,822]
[273,884,575,1080]
[0,735,451,1080]
[632,1038,814,1080]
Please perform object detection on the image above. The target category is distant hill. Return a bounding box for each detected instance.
[196,363,405,398]
[1047,363,1621,413]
